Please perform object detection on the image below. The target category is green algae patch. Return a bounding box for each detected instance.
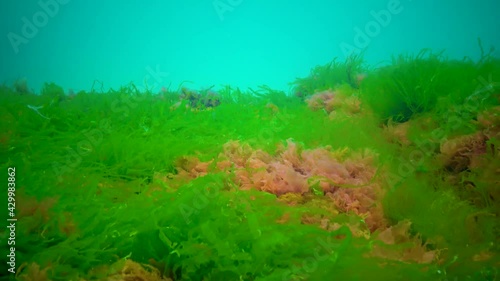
[2,48,499,281]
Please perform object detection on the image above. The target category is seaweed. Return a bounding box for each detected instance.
[4,45,500,281]
[290,53,365,98]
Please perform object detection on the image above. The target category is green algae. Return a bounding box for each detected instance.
[1,48,499,281]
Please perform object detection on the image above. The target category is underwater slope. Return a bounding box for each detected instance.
[1,49,499,281]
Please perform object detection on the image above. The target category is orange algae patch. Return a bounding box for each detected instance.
[17,260,173,281]
[168,139,388,232]
[368,220,437,264]
[306,89,362,116]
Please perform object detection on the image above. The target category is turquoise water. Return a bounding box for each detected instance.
[1,0,499,93]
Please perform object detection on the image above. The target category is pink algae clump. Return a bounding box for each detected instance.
[368,220,437,264]
[306,90,336,112]
[174,139,387,231]
[305,89,361,116]
[439,132,488,173]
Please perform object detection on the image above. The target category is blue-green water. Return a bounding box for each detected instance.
[1,0,499,93]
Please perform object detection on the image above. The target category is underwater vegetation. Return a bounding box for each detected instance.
[291,53,365,99]
[1,46,500,281]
